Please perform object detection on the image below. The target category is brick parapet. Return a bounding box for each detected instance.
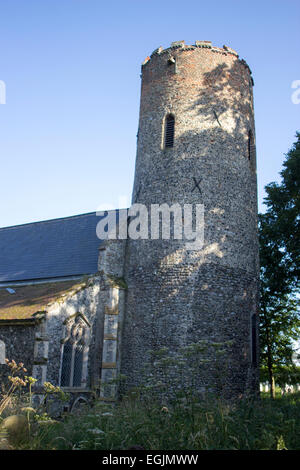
[143,41,252,77]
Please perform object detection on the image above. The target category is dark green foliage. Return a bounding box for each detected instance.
[18,393,300,450]
[260,131,300,289]
[2,348,300,450]
[259,132,300,396]
[261,365,300,388]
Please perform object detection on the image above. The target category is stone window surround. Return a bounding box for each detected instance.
[0,339,5,364]
[162,113,175,150]
[59,312,91,389]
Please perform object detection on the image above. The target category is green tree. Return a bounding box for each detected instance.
[259,285,299,397]
[259,132,300,398]
[262,132,300,285]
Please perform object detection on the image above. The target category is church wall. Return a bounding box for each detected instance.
[0,239,127,410]
[44,277,104,390]
[0,323,36,383]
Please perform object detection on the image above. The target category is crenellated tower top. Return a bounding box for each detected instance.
[141,40,253,82]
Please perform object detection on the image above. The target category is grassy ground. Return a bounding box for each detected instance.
[8,392,299,450]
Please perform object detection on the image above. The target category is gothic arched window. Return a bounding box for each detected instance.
[164,114,175,148]
[60,314,90,388]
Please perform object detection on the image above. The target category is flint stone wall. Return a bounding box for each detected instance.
[0,324,36,383]
[122,42,259,397]
[45,277,104,390]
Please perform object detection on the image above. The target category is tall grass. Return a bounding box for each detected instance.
[1,347,299,450]
[21,392,300,450]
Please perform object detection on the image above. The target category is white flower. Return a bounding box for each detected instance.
[87,428,105,435]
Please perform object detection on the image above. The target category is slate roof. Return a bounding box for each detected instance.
[0,212,110,283]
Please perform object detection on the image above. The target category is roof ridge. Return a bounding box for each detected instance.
[0,209,120,231]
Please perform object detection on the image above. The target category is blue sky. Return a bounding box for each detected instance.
[0,0,299,228]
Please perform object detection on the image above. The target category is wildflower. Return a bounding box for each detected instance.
[161,406,169,413]
[43,382,68,402]
[5,358,27,374]
[25,376,37,385]
[87,428,105,435]
[21,407,36,413]
[43,382,60,393]
[8,376,27,387]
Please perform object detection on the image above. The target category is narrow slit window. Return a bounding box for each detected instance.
[248,130,253,161]
[164,114,175,148]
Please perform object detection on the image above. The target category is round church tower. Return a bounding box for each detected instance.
[122,41,259,397]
